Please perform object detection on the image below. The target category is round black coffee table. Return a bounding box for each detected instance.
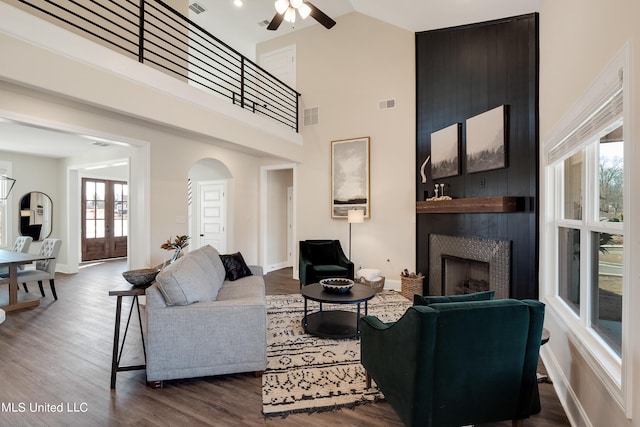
[301,283,376,339]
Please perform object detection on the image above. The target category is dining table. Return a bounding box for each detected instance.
[0,248,54,312]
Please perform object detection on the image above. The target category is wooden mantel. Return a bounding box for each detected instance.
[416,196,523,214]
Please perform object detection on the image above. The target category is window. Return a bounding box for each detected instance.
[556,118,624,352]
[556,125,624,354]
[544,45,630,410]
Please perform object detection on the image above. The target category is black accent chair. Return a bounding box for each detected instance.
[299,240,354,287]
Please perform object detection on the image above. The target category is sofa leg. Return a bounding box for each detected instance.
[512,419,525,427]
[254,371,264,378]
[147,381,164,389]
[365,372,371,389]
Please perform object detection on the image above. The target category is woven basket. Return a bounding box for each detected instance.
[357,276,385,293]
[400,276,424,300]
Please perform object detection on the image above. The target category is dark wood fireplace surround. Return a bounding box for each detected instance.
[415,14,539,300]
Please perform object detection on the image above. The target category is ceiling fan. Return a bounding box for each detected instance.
[267,0,336,31]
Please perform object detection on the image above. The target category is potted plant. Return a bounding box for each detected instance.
[161,235,190,264]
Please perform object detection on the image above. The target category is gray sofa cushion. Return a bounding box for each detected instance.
[155,245,226,305]
[189,245,226,297]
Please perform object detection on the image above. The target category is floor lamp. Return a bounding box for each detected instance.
[347,209,364,260]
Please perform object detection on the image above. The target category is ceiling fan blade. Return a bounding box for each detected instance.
[305,2,336,29]
[267,12,284,31]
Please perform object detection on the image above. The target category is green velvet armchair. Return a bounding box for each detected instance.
[361,299,545,427]
[298,239,354,286]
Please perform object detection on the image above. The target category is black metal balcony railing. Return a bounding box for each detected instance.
[17,0,300,132]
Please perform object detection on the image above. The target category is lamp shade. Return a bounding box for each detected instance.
[298,3,311,19]
[284,6,296,23]
[274,0,289,14]
[348,209,365,224]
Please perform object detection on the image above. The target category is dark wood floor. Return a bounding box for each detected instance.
[0,261,571,426]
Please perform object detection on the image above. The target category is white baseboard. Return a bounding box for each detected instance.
[264,261,292,274]
[540,346,591,427]
[384,278,401,291]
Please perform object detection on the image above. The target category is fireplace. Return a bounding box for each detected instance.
[429,234,511,299]
[442,255,490,295]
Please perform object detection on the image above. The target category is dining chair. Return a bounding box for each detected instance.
[18,238,62,300]
[0,236,33,277]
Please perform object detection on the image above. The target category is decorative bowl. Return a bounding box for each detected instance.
[122,268,159,287]
[320,278,354,293]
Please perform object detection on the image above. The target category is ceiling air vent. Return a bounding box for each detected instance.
[303,107,319,126]
[378,99,396,110]
[189,2,207,14]
[258,20,271,28]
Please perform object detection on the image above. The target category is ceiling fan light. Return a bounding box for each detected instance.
[284,7,296,23]
[274,0,289,14]
[298,3,311,19]
[290,0,303,8]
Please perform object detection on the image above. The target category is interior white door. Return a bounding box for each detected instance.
[260,45,296,88]
[199,182,227,253]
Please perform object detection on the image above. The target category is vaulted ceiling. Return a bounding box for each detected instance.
[190,0,542,57]
[1,0,541,158]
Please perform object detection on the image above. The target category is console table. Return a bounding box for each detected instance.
[109,282,151,389]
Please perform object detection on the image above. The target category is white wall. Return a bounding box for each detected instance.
[257,12,416,285]
[0,150,59,255]
[0,80,272,272]
[539,0,640,425]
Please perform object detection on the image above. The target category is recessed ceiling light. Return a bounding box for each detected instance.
[234,0,243,7]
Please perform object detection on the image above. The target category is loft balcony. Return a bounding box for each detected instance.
[0,0,302,160]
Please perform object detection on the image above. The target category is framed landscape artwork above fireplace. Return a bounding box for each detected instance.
[430,123,460,179]
[465,105,508,173]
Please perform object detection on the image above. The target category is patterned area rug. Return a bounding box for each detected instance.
[262,291,411,416]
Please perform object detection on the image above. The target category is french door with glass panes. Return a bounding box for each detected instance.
[82,179,128,261]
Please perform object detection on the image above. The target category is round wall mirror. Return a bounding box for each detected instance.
[19,192,53,241]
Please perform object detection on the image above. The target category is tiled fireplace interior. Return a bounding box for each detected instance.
[428,234,511,299]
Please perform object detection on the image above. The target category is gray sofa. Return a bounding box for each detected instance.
[143,245,267,383]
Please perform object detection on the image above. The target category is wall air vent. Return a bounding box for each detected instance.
[378,99,396,110]
[188,2,207,14]
[303,107,319,126]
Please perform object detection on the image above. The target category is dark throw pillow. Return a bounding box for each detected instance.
[413,290,495,306]
[219,252,252,281]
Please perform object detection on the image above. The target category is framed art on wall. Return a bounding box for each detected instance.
[466,105,508,173]
[430,123,461,179]
[331,136,370,219]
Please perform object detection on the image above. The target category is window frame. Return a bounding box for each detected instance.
[0,161,13,248]
[542,43,633,416]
